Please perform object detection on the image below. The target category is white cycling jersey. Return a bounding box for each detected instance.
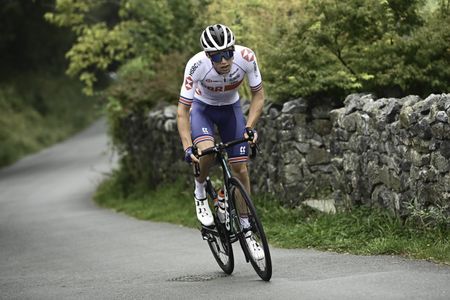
[179,45,262,107]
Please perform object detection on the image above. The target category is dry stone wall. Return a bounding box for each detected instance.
[120,93,450,217]
[248,98,335,207]
[329,93,450,216]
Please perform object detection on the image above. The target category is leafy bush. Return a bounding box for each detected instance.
[46,0,205,159]
[0,72,97,167]
[46,0,450,189]
[266,0,450,102]
[45,0,204,95]
[203,0,449,102]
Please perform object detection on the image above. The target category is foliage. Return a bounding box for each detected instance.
[193,0,449,103]
[266,0,449,101]
[47,0,450,197]
[405,200,450,231]
[0,72,97,167]
[45,0,204,95]
[95,171,197,228]
[46,0,206,160]
[0,0,73,75]
[0,0,98,167]
[202,0,308,100]
[46,0,449,102]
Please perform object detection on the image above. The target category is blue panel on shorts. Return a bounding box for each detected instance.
[190,99,248,161]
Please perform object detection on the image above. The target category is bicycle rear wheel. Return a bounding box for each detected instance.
[228,177,272,281]
[204,215,234,274]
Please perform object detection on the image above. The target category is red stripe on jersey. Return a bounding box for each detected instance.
[224,79,244,91]
[179,97,193,106]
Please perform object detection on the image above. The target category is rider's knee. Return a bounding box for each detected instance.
[196,140,215,166]
[231,163,248,176]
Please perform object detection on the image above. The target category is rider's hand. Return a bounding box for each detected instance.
[245,127,258,144]
[184,146,200,164]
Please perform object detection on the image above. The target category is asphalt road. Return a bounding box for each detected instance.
[1,120,449,299]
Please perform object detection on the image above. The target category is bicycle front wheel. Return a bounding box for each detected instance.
[205,214,234,275]
[228,177,272,281]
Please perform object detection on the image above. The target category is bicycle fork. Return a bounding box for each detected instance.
[225,185,253,263]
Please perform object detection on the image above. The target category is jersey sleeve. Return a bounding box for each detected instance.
[239,47,263,92]
[179,56,203,107]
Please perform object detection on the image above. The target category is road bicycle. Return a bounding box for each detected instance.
[192,135,272,281]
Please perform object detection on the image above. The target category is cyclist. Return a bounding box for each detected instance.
[176,24,265,260]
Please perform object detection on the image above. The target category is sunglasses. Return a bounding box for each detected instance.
[209,49,234,63]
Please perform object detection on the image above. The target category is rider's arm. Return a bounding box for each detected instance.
[177,54,198,151]
[246,86,265,130]
[177,102,200,163]
[241,47,265,134]
[177,54,204,162]
[177,103,192,151]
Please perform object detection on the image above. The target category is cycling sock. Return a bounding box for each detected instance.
[240,216,250,229]
[194,179,206,199]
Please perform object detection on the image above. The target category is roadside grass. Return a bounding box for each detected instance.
[94,174,198,228]
[0,72,98,167]
[94,172,450,265]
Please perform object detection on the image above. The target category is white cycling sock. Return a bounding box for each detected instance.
[194,180,206,199]
[240,216,250,229]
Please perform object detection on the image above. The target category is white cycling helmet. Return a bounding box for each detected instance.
[200,24,235,52]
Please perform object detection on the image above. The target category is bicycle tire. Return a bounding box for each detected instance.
[205,214,234,274]
[228,177,272,281]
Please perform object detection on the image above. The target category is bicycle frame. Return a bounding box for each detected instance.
[214,147,240,236]
[195,137,255,241]
[195,137,272,281]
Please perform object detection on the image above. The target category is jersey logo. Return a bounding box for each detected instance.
[195,88,202,95]
[241,48,254,62]
[205,86,224,92]
[185,76,193,90]
[189,60,201,76]
[240,146,246,155]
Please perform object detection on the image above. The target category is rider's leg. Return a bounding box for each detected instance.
[192,139,215,227]
[231,161,264,260]
[230,162,250,194]
[195,140,215,185]
[189,99,215,226]
[189,99,215,197]
[230,162,251,222]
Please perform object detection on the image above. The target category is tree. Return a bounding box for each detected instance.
[0,0,73,76]
[265,0,449,102]
[202,0,308,100]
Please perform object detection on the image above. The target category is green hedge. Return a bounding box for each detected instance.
[45,0,450,183]
[0,72,98,167]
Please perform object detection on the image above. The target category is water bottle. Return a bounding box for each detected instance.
[216,188,226,223]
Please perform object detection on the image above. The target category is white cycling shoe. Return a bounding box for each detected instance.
[195,196,214,227]
[245,231,265,260]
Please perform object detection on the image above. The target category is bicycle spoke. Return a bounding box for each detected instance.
[204,219,234,275]
[229,177,272,281]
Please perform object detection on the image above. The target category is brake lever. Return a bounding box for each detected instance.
[250,142,261,159]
